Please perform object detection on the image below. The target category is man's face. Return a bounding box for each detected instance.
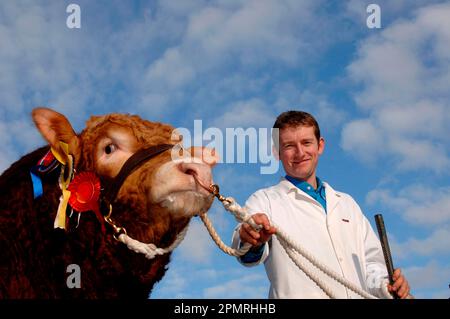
[277,125,324,184]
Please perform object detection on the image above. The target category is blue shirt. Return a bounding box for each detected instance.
[285,175,327,213]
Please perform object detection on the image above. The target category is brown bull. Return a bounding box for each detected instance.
[0,107,217,298]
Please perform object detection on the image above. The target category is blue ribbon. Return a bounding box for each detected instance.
[30,170,43,198]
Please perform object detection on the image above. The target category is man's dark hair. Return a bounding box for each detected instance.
[272,110,321,149]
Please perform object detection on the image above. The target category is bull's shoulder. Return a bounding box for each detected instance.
[0,146,50,184]
[0,146,57,225]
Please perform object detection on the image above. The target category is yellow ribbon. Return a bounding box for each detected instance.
[51,141,69,165]
[55,189,71,230]
[53,142,73,230]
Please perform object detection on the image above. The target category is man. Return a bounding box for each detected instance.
[231,110,411,299]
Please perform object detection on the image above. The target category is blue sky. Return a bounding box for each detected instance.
[0,0,449,298]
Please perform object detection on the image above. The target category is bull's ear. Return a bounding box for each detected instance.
[32,107,80,161]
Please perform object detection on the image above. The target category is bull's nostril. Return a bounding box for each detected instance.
[179,163,198,176]
[177,162,212,194]
[185,169,196,176]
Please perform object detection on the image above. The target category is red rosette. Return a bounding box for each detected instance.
[68,171,101,212]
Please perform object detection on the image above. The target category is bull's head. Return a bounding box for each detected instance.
[32,107,217,253]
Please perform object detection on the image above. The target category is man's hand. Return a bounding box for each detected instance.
[388,268,412,299]
[239,213,277,247]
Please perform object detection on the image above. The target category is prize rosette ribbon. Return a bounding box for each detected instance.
[68,171,106,233]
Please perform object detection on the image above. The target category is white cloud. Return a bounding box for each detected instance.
[153,263,269,298]
[389,137,450,173]
[376,101,448,138]
[349,43,422,108]
[144,48,196,90]
[342,2,450,173]
[185,0,305,66]
[367,182,450,281]
[137,93,169,117]
[0,2,109,171]
[211,98,275,129]
[205,203,232,233]
[0,1,193,171]
[214,166,267,196]
[138,0,340,119]
[403,260,450,298]
[157,0,207,17]
[203,272,267,298]
[341,119,382,164]
[391,226,450,260]
[0,118,44,174]
[151,267,189,298]
[0,0,345,173]
[344,0,445,26]
[342,110,450,172]
[366,184,450,226]
[177,218,216,264]
[273,84,348,135]
[298,91,347,131]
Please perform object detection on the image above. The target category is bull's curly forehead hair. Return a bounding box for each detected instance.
[82,113,174,145]
[77,113,175,170]
[272,110,321,146]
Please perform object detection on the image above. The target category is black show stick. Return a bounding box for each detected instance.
[375,213,399,299]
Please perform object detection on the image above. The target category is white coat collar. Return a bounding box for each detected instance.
[323,182,341,213]
[278,177,341,213]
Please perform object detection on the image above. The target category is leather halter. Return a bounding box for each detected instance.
[101,144,174,208]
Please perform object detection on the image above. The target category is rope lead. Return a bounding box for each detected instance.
[201,184,378,299]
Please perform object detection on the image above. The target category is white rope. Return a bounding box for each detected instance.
[278,236,336,298]
[204,196,378,299]
[275,224,376,299]
[110,186,379,298]
[117,223,189,260]
[199,213,252,257]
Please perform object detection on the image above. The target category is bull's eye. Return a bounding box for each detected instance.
[104,144,116,155]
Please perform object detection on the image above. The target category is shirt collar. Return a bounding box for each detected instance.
[285,175,324,194]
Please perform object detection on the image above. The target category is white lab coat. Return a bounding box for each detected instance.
[231,178,390,299]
